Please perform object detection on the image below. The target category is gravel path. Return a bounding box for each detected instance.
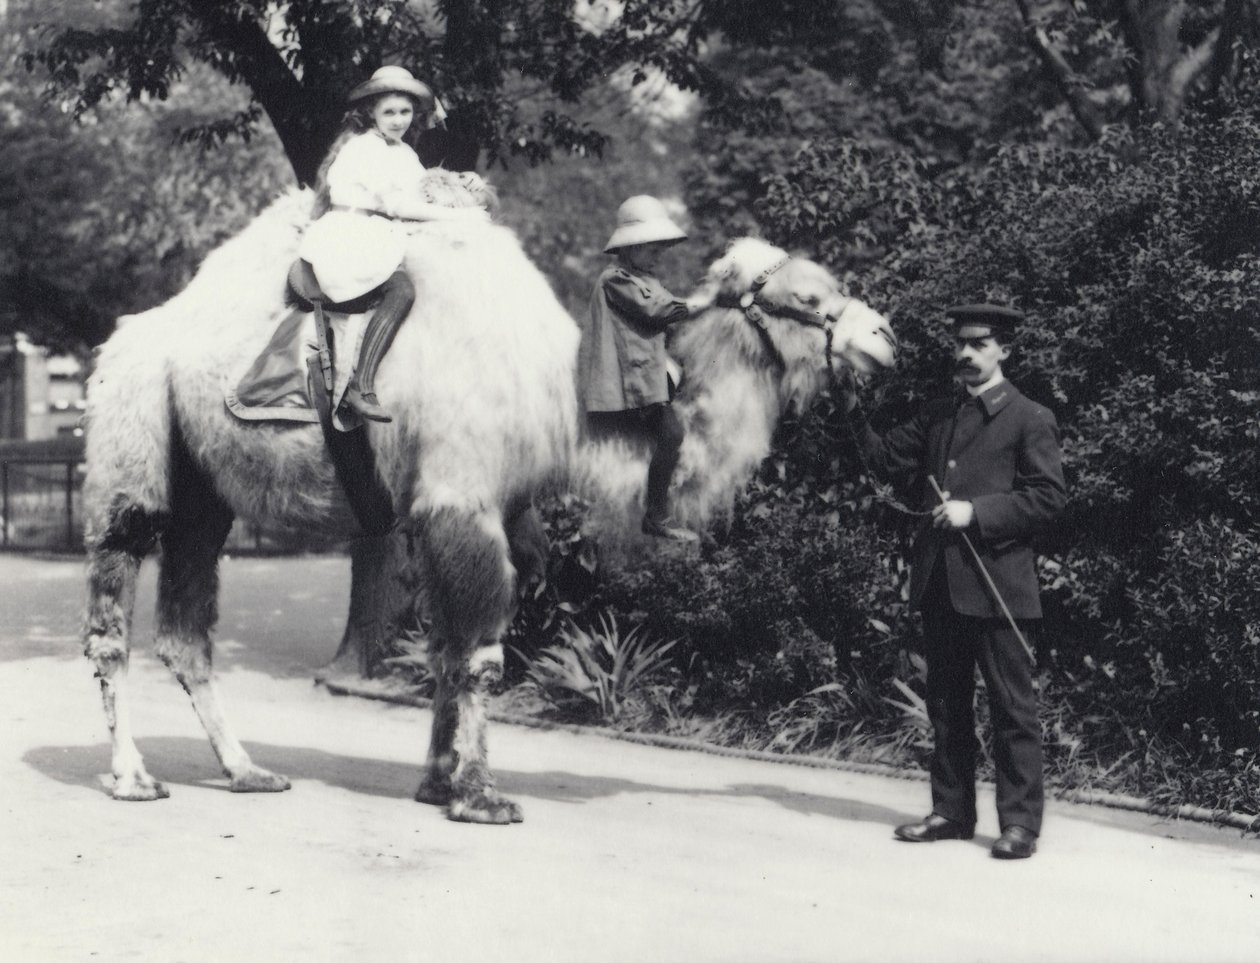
[1,555,1256,963]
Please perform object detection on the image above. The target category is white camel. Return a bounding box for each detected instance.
[577,237,898,546]
[81,182,895,826]
[83,184,578,824]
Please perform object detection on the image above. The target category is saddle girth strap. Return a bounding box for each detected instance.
[312,301,334,393]
[305,355,396,538]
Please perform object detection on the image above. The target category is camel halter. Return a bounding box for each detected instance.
[715,256,850,374]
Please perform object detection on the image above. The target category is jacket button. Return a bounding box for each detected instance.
[947,459,957,469]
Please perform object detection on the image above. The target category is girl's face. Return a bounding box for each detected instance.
[372,94,415,142]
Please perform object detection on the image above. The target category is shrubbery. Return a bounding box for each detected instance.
[506,103,1260,815]
[746,106,1259,812]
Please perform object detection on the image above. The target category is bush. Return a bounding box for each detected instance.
[501,101,1260,813]
[744,106,1260,810]
[518,614,677,724]
[596,479,918,729]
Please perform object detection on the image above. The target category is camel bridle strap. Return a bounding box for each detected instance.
[716,256,849,374]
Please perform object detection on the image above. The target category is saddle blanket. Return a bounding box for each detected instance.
[225,307,367,430]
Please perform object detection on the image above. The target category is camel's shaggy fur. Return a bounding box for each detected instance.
[83,183,578,822]
[82,175,891,823]
[576,238,897,544]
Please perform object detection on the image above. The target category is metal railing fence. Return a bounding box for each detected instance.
[0,440,337,555]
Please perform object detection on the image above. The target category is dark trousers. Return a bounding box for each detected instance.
[920,566,1044,834]
[585,403,684,522]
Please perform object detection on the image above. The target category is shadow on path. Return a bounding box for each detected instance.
[23,737,910,828]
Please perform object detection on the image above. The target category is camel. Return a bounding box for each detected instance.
[83,182,579,824]
[576,237,898,548]
[81,178,895,826]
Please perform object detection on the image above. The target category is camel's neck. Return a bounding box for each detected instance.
[673,318,784,514]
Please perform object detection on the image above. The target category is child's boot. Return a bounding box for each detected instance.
[343,271,415,423]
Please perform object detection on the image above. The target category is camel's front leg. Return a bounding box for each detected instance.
[411,505,522,824]
[416,640,521,823]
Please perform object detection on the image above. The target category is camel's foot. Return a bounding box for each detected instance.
[415,773,452,807]
[228,765,291,793]
[111,772,170,801]
[446,790,524,825]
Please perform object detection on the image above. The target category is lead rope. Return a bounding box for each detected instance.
[842,394,933,519]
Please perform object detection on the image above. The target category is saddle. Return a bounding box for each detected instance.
[224,259,394,536]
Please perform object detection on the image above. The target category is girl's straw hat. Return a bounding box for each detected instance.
[603,195,688,252]
[348,66,434,105]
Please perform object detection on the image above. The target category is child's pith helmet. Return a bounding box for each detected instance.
[604,195,688,252]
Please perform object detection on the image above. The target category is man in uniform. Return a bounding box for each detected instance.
[842,304,1067,859]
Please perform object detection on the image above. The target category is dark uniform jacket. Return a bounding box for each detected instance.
[850,380,1067,619]
[579,264,689,412]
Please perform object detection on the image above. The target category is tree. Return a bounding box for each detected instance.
[20,0,776,678]
[25,0,773,183]
[1012,0,1258,137]
[1,1,291,348]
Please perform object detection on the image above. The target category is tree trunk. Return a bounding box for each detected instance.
[1013,0,1106,140]
[322,532,419,680]
[185,0,342,184]
[1119,0,1229,124]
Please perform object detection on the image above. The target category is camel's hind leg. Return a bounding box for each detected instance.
[153,436,290,794]
[412,505,523,824]
[85,500,167,800]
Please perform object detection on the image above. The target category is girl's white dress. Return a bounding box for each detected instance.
[299,131,426,302]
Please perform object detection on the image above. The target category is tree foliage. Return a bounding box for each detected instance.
[1011,0,1259,134]
[2,1,291,347]
[8,0,1260,813]
[24,0,775,182]
[699,88,1260,811]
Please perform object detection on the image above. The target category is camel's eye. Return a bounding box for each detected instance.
[799,293,821,308]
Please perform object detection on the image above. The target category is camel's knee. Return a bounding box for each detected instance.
[468,641,505,688]
[414,506,515,643]
[431,639,504,693]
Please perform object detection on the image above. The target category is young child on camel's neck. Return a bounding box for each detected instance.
[298,65,486,423]
[577,195,716,542]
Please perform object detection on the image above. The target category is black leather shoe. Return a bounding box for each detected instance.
[893,813,975,842]
[342,386,393,423]
[991,825,1037,859]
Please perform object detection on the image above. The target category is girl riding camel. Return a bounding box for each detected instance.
[299,65,487,422]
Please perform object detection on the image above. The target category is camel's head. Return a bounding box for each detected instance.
[697,238,897,387]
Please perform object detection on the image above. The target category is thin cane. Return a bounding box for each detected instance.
[927,474,1036,664]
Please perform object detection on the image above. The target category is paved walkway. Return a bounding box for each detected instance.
[0,555,1256,962]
